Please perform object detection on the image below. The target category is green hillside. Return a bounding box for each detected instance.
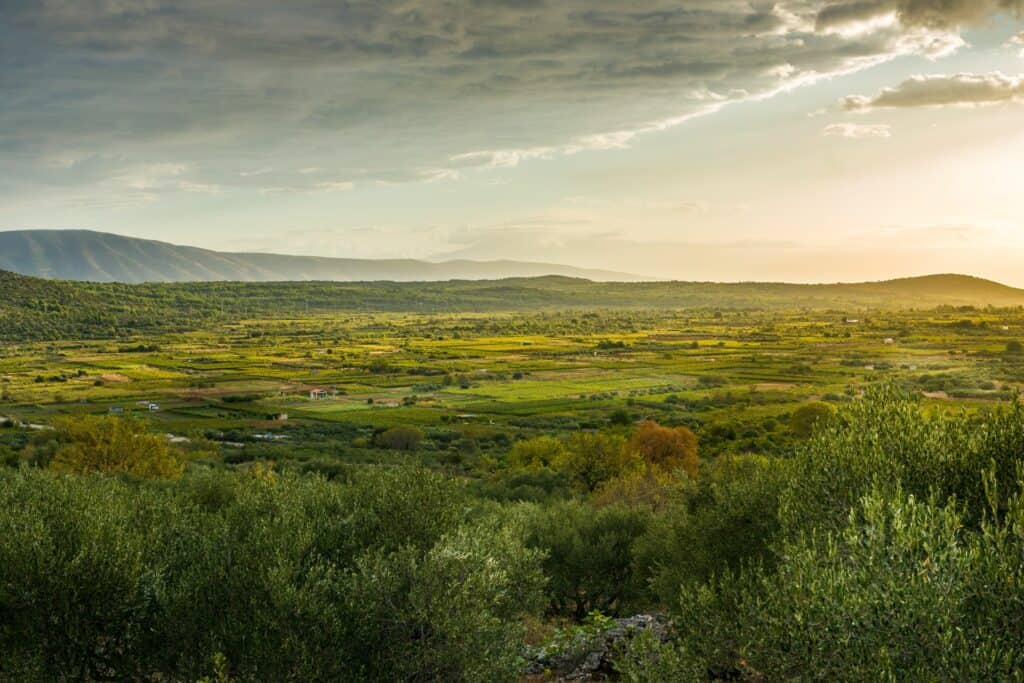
[2,268,1023,341]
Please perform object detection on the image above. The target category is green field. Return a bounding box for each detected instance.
[3,305,1023,471]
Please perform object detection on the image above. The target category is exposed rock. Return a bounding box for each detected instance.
[524,614,672,681]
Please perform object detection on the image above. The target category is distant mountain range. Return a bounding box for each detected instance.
[0,230,641,283]
[2,230,1024,313]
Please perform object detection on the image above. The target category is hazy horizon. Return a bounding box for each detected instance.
[2,2,1023,284]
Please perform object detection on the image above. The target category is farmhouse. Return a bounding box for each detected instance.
[309,388,329,400]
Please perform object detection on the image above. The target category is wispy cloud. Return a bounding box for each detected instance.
[239,168,272,177]
[823,122,893,138]
[313,180,354,192]
[1009,31,1024,56]
[842,72,1024,110]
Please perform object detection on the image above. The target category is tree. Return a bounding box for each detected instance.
[556,432,638,494]
[608,408,632,426]
[508,436,565,471]
[375,425,424,450]
[592,467,675,510]
[628,421,699,478]
[789,402,836,438]
[50,416,185,479]
[524,501,651,619]
[1006,340,1023,355]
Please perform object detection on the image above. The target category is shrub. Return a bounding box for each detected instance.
[556,432,638,494]
[781,385,1024,536]
[345,518,545,681]
[628,421,698,478]
[50,416,185,480]
[474,469,571,503]
[634,454,784,604]
[609,408,633,425]
[788,401,835,438]
[375,425,424,450]
[618,388,1024,681]
[522,501,651,619]
[623,481,1024,681]
[0,466,545,681]
[508,435,565,471]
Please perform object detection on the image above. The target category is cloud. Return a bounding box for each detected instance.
[842,72,1024,110]
[823,122,893,137]
[817,0,1022,30]
[313,180,355,192]
[1010,31,1024,55]
[0,0,1014,201]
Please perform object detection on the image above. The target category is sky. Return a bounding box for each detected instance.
[2,0,1024,283]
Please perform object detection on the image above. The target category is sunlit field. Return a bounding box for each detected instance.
[4,307,1023,469]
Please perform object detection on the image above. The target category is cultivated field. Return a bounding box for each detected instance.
[3,307,1023,472]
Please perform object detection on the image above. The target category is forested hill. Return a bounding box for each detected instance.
[0,229,636,282]
[1,269,1023,341]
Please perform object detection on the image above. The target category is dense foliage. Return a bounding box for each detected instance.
[49,416,188,479]
[616,388,1024,681]
[0,467,545,682]
[3,310,1024,683]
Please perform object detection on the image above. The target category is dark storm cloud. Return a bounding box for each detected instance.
[0,0,1013,199]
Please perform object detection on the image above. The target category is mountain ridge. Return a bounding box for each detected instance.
[0,229,643,283]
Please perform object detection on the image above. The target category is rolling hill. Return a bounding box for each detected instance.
[0,230,640,283]
[2,267,1024,341]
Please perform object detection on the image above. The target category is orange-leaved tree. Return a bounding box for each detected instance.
[628,420,699,478]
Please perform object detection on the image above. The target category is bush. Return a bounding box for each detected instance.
[623,481,1024,681]
[634,454,784,604]
[522,501,651,619]
[0,466,545,681]
[628,421,699,477]
[474,469,572,503]
[782,386,1024,536]
[345,518,545,681]
[375,425,424,450]
[508,435,565,471]
[788,401,835,438]
[617,387,1024,681]
[50,416,186,480]
[556,432,638,494]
